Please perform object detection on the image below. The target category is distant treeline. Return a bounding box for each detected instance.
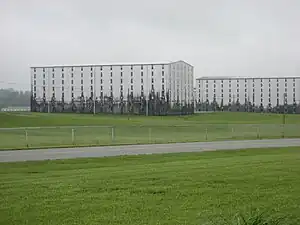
[0,89,30,109]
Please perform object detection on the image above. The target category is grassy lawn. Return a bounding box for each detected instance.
[1,147,300,225]
[0,112,300,150]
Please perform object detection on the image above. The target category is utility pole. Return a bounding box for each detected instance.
[93,66,96,115]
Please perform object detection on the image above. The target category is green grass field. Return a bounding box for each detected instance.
[0,112,300,150]
[1,147,300,225]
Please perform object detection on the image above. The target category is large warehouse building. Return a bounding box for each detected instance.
[30,60,194,114]
[196,76,300,112]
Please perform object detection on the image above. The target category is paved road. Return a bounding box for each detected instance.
[1,138,300,163]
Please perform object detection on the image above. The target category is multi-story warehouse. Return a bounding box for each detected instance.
[30,60,194,114]
[196,76,300,112]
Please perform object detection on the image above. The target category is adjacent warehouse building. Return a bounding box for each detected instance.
[30,60,194,114]
[196,76,300,112]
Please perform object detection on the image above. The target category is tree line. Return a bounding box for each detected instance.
[0,89,30,109]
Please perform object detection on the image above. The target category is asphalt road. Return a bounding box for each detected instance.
[1,138,300,163]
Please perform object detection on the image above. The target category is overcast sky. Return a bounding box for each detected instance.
[0,0,300,90]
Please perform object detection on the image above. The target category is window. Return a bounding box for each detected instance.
[121,79,123,84]
[34,86,36,92]
[131,85,133,90]
[120,86,123,91]
[91,86,93,91]
[162,65,164,69]
[91,79,93,84]
[52,73,55,78]
[110,72,113,77]
[33,74,36,79]
[141,78,143,83]
[101,79,103,84]
[152,78,154,83]
[62,73,64,78]
[141,72,143,77]
[151,65,154,70]
[71,80,73,85]
[81,80,83,84]
[131,78,133,84]
[81,67,83,71]
[43,68,45,72]
[110,66,112,70]
[131,65,133,70]
[52,87,55,92]
[62,87,64,91]
[71,93,74,98]
[62,68,64,72]
[141,85,144,90]
[91,73,93,77]
[162,78,164,83]
[100,66,103,71]
[141,65,143,70]
[152,71,154,77]
[120,66,123,70]
[101,72,103,77]
[110,79,113,84]
[52,80,55,85]
[43,80,45,85]
[162,85,165,90]
[121,72,123,77]
[131,72,133,77]
[43,74,45,79]
[62,80,64,85]
[71,86,74,91]
[162,71,164,76]
[101,86,103,90]
[81,73,83,78]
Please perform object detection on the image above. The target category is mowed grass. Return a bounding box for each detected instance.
[0,112,300,150]
[1,147,300,225]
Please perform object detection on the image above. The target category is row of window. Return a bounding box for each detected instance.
[200,95,297,104]
[33,70,166,80]
[34,65,166,73]
[201,92,296,99]
[202,82,296,89]
[203,78,297,83]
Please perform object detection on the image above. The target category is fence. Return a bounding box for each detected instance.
[0,124,299,150]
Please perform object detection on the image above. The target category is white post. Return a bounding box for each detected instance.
[146,99,148,116]
[231,127,234,138]
[205,128,208,141]
[256,126,260,139]
[111,127,115,142]
[71,128,75,144]
[148,127,152,143]
[25,129,28,147]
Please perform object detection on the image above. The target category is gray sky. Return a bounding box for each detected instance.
[1,0,300,90]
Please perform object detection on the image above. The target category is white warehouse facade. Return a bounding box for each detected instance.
[30,60,194,115]
[196,76,300,113]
